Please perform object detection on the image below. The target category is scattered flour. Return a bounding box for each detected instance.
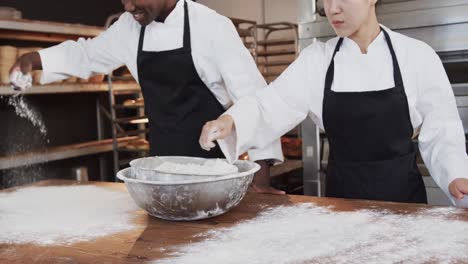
[155,159,238,176]
[6,95,47,135]
[154,204,468,264]
[0,185,140,245]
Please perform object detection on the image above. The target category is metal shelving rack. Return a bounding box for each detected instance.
[104,14,149,178]
[230,17,258,61]
[256,22,298,83]
[230,17,304,192]
[0,82,139,95]
[255,23,302,180]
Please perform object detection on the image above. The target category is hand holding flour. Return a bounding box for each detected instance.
[9,51,42,91]
[9,69,32,91]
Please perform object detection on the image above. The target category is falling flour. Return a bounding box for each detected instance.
[6,95,47,135]
[0,185,140,245]
[154,204,468,264]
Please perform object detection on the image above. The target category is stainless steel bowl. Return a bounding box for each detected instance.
[129,156,238,181]
[117,159,260,221]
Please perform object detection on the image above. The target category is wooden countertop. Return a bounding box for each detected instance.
[1,180,467,263]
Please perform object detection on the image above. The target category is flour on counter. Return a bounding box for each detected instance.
[0,185,140,245]
[154,204,468,264]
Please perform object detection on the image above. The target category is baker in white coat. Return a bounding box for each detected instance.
[200,0,468,205]
[9,0,284,194]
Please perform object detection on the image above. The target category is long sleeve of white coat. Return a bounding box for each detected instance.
[38,14,129,83]
[416,44,468,206]
[212,17,284,163]
[219,44,325,163]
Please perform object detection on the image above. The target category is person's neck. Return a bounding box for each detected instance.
[155,0,178,23]
[348,15,381,54]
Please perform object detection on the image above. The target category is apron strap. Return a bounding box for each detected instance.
[137,26,146,56]
[182,0,191,51]
[324,37,344,92]
[381,28,404,88]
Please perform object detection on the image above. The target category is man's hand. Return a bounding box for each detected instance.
[9,52,42,91]
[449,178,468,200]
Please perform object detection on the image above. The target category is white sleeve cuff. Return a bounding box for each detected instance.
[247,139,284,164]
[430,154,468,207]
[218,128,239,164]
[217,97,261,163]
[38,48,70,84]
[447,172,468,207]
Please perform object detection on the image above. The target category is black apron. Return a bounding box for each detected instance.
[136,0,225,158]
[322,28,427,203]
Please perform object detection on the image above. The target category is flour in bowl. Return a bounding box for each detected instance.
[155,159,238,176]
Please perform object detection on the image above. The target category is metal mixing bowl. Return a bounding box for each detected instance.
[117,158,260,221]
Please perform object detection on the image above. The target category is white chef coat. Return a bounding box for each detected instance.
[37,0,283,163]
[220,25,468,205]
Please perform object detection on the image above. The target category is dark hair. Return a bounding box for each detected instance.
[318,8,326,17]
